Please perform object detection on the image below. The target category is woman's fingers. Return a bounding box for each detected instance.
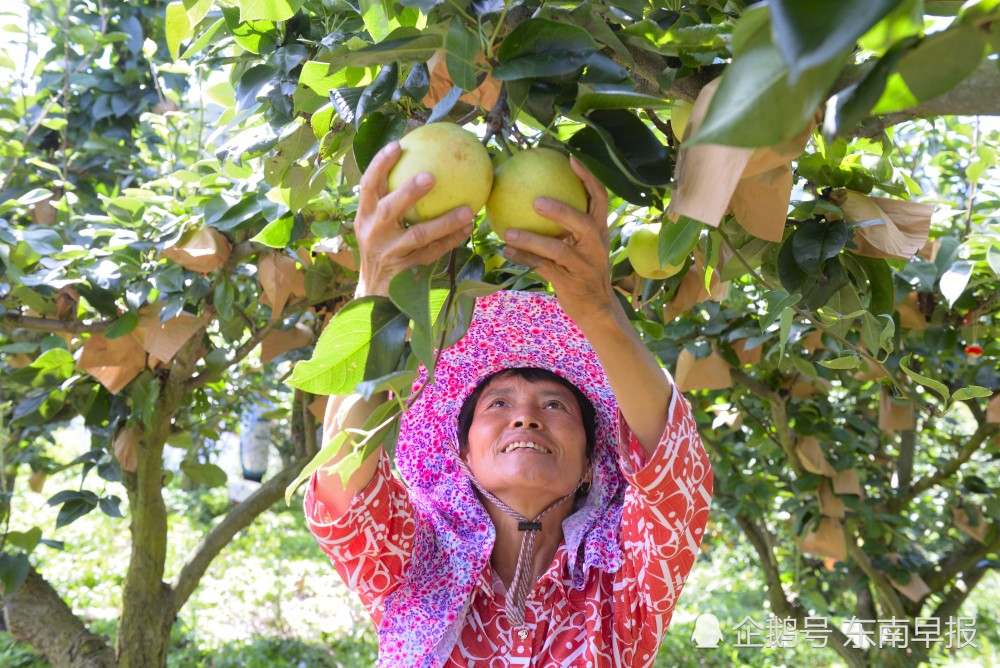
[357,142,400,220]
[393,207,474,262]
[375,171,435,226]
[503,228,585,274]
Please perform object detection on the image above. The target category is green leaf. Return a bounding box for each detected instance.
[939,260,973,307]
[165,2,193,62]
[446,18,479,91]
[360,0,393,41]
[761,289,801,330]
[872,25,988,114]
[858,0,924,54]
[356,63,399,124]
[778,308,793,359]
[4,527,42,553]
[105,312,139,339]
[239,0,297,22]
[287,296,408,394]
[569,91,672,114]
[658,217,701,267]
[899,354,950,403]
[99,495,125,518]
[686,6,846,147]
[180,461,228,487]
[51,491,99,528]
[353,111,406,173]
[184,0,215,25]
[855,255,895,316]
[770,0,905,81]
[953,386,992,401]
[822,35,918,138]
[878,314,896,356]
[108,196,146,225]
[222,7,277,55]
[567,127,657,206]
[819,353,861,369]
[791,220,849,275]
[355,369,418,401]
[988,246,1000,277]
[580,109,672,188]
[493,18,598,80]
[30,348,75,378]
[251,216,295,248]
[325,27,444,71]
[0,553,30,595]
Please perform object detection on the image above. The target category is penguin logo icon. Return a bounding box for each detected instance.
[692,612,723,648]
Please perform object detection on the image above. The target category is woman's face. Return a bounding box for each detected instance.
[462,374,590,509]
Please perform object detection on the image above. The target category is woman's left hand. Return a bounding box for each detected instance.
[500,157,615,325]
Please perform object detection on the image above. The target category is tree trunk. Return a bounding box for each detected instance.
[4,568,116,668]
[116,426,172,668]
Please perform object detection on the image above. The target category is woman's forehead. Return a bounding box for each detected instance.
[476,374,576,400]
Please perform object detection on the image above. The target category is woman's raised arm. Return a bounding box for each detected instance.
[499,158,672,457]
[312,141,474,516]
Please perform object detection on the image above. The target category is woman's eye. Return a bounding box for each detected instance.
[489,399,507,408]
[544,401,564,409]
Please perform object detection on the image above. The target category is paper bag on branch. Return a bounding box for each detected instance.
[818,480,846,519]
[139,305,203,366]
[258,252,308,319]
[732,339,762,366]
[261,323,315,363]
[669,78,809,242]
[985,394,1000,424]
[795,436,836,476]
[797,517,847,562]
[897,291,927,331]
[78,331,147,394]
[832,468,863,497]
[790,377,833,399]
[918,238,941,262]
[423,50,501,110]
[800,329,825,353]
[830,189,934,260]
[113,424,142,473]
[885,553,931,603]
[674,348,732,392]
[879,387,915,432]
[162,226,232,273]
[951,505,991,544]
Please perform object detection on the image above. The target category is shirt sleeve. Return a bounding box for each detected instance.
[303,449,416,626]
[612,379,713,654]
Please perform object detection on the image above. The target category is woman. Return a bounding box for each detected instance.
[305,140,713,667]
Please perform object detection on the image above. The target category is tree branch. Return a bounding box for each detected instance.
[735,514,867,668]
[0,312,110,334]
[932,564,990,622]
[170,458,307,615]
[887,421,999,512]
[845,531,907,618]
[4,567,116,668]
[925,533,1000,593]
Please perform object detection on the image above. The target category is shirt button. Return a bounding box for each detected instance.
[517,628,528,640]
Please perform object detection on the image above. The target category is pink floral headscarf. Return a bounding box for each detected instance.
[383,290,627,667]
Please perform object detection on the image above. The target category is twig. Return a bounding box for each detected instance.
[0,312,111,334]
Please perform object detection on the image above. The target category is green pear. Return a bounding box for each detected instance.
[486,148,588,238]
[387,123,493,223]
[627,225,685,279]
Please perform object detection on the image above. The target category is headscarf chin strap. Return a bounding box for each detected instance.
[455,457,585,629]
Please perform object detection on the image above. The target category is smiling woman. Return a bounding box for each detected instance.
[303,141,713,668]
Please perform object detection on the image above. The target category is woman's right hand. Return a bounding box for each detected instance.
[353,141,475,297]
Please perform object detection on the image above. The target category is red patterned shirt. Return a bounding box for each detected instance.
[305,394,712,667]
